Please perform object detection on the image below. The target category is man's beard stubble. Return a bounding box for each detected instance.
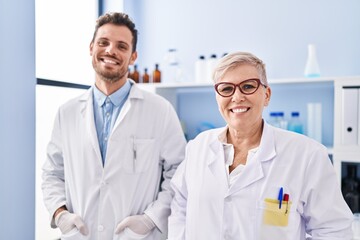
[93,62,128,83]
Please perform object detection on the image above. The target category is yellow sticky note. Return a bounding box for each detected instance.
[263,198,291,227]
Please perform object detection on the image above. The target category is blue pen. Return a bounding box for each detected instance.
[278,187,283,209]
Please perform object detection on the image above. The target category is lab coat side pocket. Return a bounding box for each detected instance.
[61,228,87,240]
[263,198,292,227]
[114,228,149,240]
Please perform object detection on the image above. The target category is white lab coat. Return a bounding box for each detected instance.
[169,122,353,240]
[42,81,186,240]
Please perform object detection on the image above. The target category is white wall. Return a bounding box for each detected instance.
[125,0,360,80]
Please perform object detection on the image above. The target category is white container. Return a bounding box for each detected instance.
[206,54,217,83]
[307,102,322,143]
[195,55,207,83]
[304,44,321,78]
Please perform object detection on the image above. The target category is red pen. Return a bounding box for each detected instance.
[283,193,289,214]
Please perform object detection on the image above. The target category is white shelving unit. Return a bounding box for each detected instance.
[332,76,360,184]
[138,76,360,183]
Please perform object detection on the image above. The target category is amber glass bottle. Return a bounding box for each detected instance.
[131,65,140,83]
[142,68,150,83]
[152,64,161,83]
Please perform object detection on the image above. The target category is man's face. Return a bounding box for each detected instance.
[90,23,137,84]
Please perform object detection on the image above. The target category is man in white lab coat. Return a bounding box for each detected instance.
[42,12,186,240]
[168,51,353,239]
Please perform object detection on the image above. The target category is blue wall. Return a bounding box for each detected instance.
[125,0,360,80]
[0,0,36,239]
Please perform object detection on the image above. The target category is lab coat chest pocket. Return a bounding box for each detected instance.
[256,186,299,239]
[132,138,156,173]
[109,137,156,173]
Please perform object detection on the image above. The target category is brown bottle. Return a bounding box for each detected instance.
[131,65,140,83]
[142,68,150,83]
[152,63,161,83]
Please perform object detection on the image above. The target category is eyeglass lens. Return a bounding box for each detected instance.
[216,79,260,96]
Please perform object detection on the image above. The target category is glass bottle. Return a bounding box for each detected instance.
[287,111,304,134]
[278,112,288,130]
[163,48,180,83]
[131,64,140,83]
[304,44,321,78]
[342,164,360,213]
[142,68,150,83]
[152,63,161,83]
[269,112,280,128]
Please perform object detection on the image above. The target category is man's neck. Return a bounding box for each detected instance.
[95,78,127,96]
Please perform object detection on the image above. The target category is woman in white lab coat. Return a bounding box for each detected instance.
[168,52,353,240]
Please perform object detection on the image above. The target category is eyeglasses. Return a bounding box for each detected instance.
[214,78,266,97]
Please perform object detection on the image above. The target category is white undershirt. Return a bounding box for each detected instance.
[218,128,259,188]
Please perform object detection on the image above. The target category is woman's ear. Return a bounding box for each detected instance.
[264,87,271,106]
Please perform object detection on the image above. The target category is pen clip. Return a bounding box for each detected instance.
[278,187,283,209]
[132,137,136,172]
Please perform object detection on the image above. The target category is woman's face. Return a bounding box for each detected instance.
[215,64,271,131]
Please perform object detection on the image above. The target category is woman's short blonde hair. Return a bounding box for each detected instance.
[213,51,268,86]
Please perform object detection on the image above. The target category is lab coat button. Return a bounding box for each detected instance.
[98,225,104,231]
[225,196,232,202]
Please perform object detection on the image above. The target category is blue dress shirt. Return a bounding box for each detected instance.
[93,80,131,165]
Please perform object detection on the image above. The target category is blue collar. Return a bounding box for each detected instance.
[93,80,131,107]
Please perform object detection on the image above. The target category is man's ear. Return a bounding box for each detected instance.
[89,42,94,56]
[130,51,138,65]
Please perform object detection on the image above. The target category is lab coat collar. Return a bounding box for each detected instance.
[207,122,277,195]
[257,121,277,162]
[111,80,144,130]
[207,127,230,190]
[208,122,276,164]
[227,121,277,194]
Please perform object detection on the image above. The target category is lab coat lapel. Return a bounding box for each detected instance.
[80,88,102,162]
[112,82,143,132]
[228,154,265,195]
[207,139,228,191]
[228,122,276,195]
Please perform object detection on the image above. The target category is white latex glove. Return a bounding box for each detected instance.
[115,214,156,235]
[54,210,89,236]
